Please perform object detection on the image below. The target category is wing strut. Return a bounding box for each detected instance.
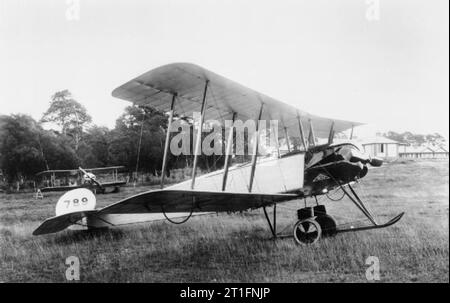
[328,121,335,144]
[222,112,236,191]
[283,126,291,152]
[350,124,354,140]
[191,80,209,189]
[248,103,264,192]
[160,93,177,189]
[308,119,316,147]
[263,206,276,237]
[269,113,280,158]
[296,111,308,151]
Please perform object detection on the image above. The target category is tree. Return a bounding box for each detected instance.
[109,105,167,174]
[40,90,92,150]
[39,130,79,170]
[0,114,47,182]
[384,131,404,143]
[79,126,111,167]
[0,114,81,184]
[384,130,446,146]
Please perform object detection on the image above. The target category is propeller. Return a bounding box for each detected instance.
[369,157,383,167]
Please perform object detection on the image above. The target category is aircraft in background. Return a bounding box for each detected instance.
[33,63,403,245]
[35,166,127,195]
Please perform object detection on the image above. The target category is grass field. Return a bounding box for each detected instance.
[0,159,448,282]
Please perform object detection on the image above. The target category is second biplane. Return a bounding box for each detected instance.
[33,63,403,245]
[35,166,127,195]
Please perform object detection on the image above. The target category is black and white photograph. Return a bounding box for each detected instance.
[0,0,448,287]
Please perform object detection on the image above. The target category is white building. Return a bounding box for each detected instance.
[359,136,449,159]
[359,136,403,159]
[399,144,449,159]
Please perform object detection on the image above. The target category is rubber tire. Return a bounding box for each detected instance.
[315,214,337,237]
[293,218,322,245]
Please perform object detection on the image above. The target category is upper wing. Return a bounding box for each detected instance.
[36,169,79,176]
[84,166,125,172]
[112,62,362,139]
[98,189,298,214]
[36,166,125,176]
[100,181,127,186]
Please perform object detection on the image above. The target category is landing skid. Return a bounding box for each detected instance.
[336,212,404,234]
[269,212,404,239]
[336,183,404,233]
[262,183,405,245]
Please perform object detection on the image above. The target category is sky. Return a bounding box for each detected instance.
[0,0,448,139]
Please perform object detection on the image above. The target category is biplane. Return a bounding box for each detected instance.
[35,166,127,195]
[33,63,403,244]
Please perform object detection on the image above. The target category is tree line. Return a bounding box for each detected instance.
[2,90,444,186]
[0,90,231,185]
[382,131,446,146]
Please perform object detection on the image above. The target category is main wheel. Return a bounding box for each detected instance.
[293,218,322,245]
[315,214,337,237]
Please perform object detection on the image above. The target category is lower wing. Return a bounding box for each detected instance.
[98,189,299,214]
[33,190,298,235]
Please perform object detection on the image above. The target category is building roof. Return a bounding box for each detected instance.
[401,144,449,153]
[433,145,449,152]
[359,136,401,145]
[402,145,430,153]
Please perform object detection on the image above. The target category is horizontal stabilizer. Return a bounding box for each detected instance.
[32,210,98,236]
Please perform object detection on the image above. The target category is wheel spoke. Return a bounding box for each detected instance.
[293,218,322,245]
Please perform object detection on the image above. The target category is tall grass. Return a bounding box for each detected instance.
[0,160,448,282]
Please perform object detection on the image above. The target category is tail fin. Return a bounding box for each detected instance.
[55,188,96,216]
[33,189,98,236]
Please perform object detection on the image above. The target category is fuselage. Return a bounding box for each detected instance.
[166,142,380,199]
[301,143,380,196]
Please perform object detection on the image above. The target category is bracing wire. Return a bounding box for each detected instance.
[161,198,195,224]
[134,109,146,183]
